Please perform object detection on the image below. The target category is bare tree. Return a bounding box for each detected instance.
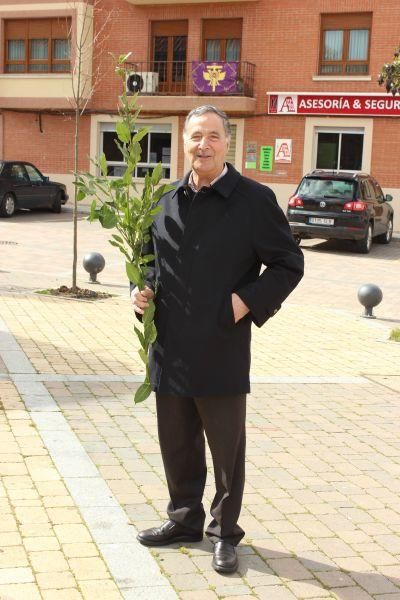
[69,0,113,291]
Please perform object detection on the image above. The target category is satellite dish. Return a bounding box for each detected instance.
[126,73,144,93]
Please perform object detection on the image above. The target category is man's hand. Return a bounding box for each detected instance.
[231,293,250,323]
[131,286,155,315]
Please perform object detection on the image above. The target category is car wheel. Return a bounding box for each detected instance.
[51,191,62,213]
[356,223,373,254]
[376,217,393,244]
[0,192,16,218]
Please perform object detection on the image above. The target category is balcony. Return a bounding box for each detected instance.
[124,60,256,114]
[0,72,92,110]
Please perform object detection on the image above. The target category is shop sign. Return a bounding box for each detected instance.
[245,141,257,169]
[260,146,273,171]
[275,139,292,163]
[267,93,400,116]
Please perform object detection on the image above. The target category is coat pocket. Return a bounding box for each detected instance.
[219,294,236,328]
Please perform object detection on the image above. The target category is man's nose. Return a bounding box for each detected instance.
[198,137,209,149]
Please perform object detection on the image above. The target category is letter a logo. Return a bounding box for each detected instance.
[280,96,296,112]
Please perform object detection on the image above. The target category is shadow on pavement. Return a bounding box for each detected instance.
[301,238,400,261]
[5,207,88,224]
[244,545,400,596]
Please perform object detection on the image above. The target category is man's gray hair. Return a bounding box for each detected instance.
[183,105,231,138]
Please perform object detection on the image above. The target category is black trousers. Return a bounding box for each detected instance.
[155,393,246,545]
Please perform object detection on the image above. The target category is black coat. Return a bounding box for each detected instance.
[136,163,304,396]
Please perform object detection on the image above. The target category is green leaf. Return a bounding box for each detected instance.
[143,299,156,326]
[116,121,131,143]
[150,205,162,216]
[134,382,152,404]
[134,325,145,348]
[111,234,124,244]
[147,321,157,344]
[138,348,148,365]
[142,254,155,263]
[142,215,154,229]
[77,187,86,202]
[151,163,163,185]
[122,167,133,186]
[99,153,108,177]
[131,128,149,144]
[118,52,132,65]
[126,262,142,287]
[99,206,118,229]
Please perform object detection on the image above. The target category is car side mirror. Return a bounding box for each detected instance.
[43,176,49,183]
[385,194,393,202]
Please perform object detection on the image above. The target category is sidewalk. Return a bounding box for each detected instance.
[1,213,400,599]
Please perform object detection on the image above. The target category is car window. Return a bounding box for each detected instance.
[298,178,355,199]
[9,164,29,182]
[371,180,384,201]
[363,180,375,200]
[359,180,368,199]
[25,164,43,183]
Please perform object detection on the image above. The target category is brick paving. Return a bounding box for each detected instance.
[1,209,400,599]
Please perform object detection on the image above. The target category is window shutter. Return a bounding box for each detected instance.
[202,19,242,39]
[5,20,28,38]
[28,19,51,38]
[52,17,71,39]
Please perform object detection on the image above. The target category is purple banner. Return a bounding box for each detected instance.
[192,61,239,95]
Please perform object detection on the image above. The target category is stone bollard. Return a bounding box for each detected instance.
[83,252,105,284]
[357,283,383,318]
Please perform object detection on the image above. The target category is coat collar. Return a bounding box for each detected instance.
[172,162,241,200]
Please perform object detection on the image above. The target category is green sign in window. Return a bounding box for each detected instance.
[260,146,273,171]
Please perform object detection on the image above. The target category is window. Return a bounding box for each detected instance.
[298,178,355,200]
[101,123,172,179]
[315,128,364,171]
[5,18,71,73]
[9,164,29,182]
[202,19,242,62]
[319,13,371,75]
[25,164,43,182]
[371,179,384,201]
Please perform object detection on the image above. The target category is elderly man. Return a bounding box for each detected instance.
[131,105,304,573]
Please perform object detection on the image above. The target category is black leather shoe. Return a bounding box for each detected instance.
[137,520,203,547]
[212,541,239,573]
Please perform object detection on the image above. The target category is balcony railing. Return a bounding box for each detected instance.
[124,60,255,97]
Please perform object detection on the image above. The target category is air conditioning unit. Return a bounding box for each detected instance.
[126,71,159,94]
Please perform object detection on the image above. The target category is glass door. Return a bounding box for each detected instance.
[151,21,187,94]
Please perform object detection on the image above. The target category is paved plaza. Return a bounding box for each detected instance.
[1,207,400,599]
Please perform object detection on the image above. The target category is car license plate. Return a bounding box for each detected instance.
[309,217,334,226]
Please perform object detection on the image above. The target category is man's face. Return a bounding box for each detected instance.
[183,112,230,181]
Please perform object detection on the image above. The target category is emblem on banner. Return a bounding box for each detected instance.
[203,65,226,92]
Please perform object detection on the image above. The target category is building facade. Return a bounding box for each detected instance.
[0,0,399,229]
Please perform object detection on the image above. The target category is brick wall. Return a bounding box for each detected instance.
[1,0,400,193]
[2,111,91,174]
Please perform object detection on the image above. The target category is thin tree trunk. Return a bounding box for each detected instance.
[72,46,82,291]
